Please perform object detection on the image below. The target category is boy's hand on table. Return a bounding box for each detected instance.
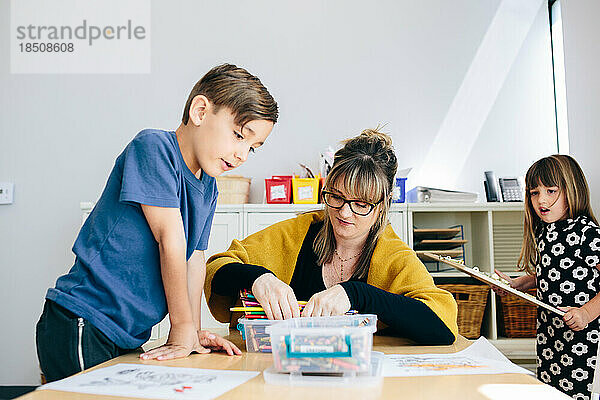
[197,330,242,355]
[252,273,300,320]
[301,285,350,317]
[140,322,204,360]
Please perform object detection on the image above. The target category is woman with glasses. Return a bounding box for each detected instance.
[204,129,458,344]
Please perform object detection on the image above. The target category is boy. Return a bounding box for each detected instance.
[36,64,278,382]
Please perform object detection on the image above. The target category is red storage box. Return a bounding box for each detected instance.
[265,176,292,204]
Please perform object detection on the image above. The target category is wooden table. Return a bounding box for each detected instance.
[20,331,545,400]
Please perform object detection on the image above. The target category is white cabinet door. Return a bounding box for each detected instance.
[206,213,241,258]
[246,212,299,236]
[202,213,241,329]
[388,211,406,241]
[152,212,241,338]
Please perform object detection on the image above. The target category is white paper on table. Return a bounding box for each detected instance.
[382,337,533,377]
[478,384,571,399]
[38,363,259,400]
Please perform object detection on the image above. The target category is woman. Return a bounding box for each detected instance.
[204,129,458,344]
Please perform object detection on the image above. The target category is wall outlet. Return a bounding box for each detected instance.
[0,182,14,204]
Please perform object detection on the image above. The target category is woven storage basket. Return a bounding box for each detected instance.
[215,175,251,204]
[498,288,537,338]
[438,284,489,339]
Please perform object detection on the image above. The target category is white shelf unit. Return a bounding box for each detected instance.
[80,202,533,360]
[404,203,533,361]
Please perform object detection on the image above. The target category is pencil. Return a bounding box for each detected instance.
[230,305,306,312]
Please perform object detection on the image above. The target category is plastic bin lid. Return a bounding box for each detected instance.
[265,314,378,334]
[237,317,281,325]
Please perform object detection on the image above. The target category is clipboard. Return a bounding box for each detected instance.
[422,252,565,317]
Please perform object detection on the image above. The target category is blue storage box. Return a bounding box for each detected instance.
[392,177,407,203]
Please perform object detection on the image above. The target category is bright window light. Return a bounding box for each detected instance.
[551,0,569,154]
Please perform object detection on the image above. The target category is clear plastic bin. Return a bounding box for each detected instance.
[237,317,279,353]
[263,351,384,387]
[266,314,377,374]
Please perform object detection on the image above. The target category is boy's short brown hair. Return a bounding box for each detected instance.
[182,64,278,127]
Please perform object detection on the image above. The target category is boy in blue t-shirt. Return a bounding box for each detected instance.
[36,64,278,382]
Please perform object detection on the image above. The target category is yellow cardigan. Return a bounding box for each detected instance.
[205,211,459,340]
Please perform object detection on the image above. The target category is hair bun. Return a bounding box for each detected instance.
[341,126,394,152]
[358,128,393,148]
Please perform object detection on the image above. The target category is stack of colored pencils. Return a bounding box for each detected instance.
[231,290,307,319]
[231,290,360,318]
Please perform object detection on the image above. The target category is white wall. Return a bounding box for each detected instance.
[0,0,558,384]
[560,0,600,213]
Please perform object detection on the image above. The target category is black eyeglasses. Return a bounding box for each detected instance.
[322,190,382,216]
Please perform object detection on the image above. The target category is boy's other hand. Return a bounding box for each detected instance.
[251,273,300,320]
[197,330,242,356]
[140,322,204,361]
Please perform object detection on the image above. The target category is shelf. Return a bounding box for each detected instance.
[407,202,524,212]
[77,201,528,342]
[413,227,462,239]
[414,239,468,250]
[417,249,463,258]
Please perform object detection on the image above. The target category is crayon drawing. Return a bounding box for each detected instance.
[386,355,488,372]
[382,337,533,377]
[81,367,217,389]
[39,363,259,399]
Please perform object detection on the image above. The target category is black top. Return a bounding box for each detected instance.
[212,221,455,345]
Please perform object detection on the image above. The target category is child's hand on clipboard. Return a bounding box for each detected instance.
[559,306,591,331]
[492,269,536,296]
[490,270,513,296]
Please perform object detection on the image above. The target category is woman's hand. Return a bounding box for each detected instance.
[560,306,592,331]
[251,273,300,320]
[140,322,204,360]
[197,330,242,355]
[301,285,351,317]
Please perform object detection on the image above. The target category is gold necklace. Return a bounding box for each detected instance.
[334,249,361,281]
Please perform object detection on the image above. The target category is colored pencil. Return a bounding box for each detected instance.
[230,306,305,312]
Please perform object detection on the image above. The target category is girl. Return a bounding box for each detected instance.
[496,154,600,399]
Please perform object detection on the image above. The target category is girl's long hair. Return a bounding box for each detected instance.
[313,128,397,279]
[518,154,597,275]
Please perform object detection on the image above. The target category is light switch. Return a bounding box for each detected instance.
[0,182,14,204]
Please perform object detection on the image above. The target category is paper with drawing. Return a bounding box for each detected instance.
[382,337,533,377]
[38,363,259,399]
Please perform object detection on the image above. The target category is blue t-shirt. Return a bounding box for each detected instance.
[46,129,218,349]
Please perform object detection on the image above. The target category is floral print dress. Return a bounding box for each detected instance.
[536,216,600,399]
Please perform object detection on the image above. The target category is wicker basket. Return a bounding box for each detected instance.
[215,175,251,204]
[498,289,537,338]
[438,284,489,339]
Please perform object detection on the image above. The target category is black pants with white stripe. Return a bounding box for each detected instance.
[36,300,138,383]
